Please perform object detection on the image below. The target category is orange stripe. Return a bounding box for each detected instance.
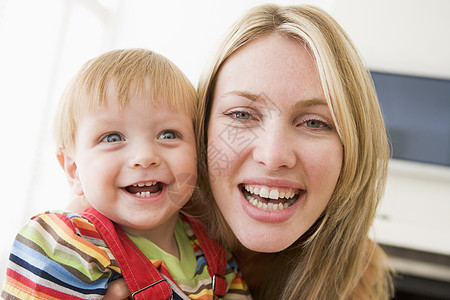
[71,217,103,239]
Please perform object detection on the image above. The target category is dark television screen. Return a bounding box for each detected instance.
[370,71,450,166]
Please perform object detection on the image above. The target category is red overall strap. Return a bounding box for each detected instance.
[81,207,173,300]
[182,213,228,297]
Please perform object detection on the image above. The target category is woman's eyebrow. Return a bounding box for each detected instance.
[221,90,266,103]
[222,90,328,108]
[293,98,328,108]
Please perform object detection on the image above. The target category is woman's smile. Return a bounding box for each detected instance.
[241,184,302,211]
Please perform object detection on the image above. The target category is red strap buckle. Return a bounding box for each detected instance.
[212,274,227,297]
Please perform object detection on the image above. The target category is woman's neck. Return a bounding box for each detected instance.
[233,246,279,297]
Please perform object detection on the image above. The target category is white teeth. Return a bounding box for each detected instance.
[269,189,279,199]
[243,185,299,200]
[133,181,157,187]
[136,191,151,198]
[243,185,300,211]
[260,187,269,198]
[245,195,295,211]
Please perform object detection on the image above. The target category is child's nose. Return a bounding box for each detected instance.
[129,142,161,169]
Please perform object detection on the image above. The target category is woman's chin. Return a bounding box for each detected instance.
[237,234,297,253]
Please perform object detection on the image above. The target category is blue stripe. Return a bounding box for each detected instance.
[10,253,107,295]
[195,255,207,272]
[11,239,109,294]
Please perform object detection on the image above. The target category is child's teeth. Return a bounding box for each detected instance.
[134,181,157,187]
[136,191,151,198]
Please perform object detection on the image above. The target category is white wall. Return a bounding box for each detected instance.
[0,0,449,283]
[108,0,450,83]
[328,0,450,79]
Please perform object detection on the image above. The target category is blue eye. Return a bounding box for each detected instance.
[102,133,123,143]
[224,110,254,120]
[306,119,322,128]
[159,130,178,140]
[304,119,331,129]
[234,111,251,120]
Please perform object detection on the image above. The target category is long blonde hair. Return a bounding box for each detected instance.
[196,4,393,299]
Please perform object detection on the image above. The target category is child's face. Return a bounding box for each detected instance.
[63,87,197,238]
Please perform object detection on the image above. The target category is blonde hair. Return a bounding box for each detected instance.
[196,4,393,299]
[54,48,196,154]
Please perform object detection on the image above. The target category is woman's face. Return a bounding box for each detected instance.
[207,33,343,252]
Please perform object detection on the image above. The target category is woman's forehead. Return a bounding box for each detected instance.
[214,34,324,106]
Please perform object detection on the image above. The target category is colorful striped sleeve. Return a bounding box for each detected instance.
[1,211,121,300]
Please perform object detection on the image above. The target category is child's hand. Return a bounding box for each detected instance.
[103,278,131,299]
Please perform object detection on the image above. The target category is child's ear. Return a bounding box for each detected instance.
[57,150,83,196]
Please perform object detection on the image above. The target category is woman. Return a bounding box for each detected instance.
[105,3,393,299]
[194,4,393,299]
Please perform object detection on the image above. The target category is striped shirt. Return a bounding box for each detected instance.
[2,211,251,299]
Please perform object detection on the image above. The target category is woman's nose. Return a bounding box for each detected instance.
[251,124,296,170]
[129,142,161,169]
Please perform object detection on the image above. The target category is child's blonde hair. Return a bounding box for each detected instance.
[54,48,197,154]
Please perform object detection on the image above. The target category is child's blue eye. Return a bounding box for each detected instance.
[102,133,123,143]
[158,130,179,140]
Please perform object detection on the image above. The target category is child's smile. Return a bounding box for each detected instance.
[125,181,164,198]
